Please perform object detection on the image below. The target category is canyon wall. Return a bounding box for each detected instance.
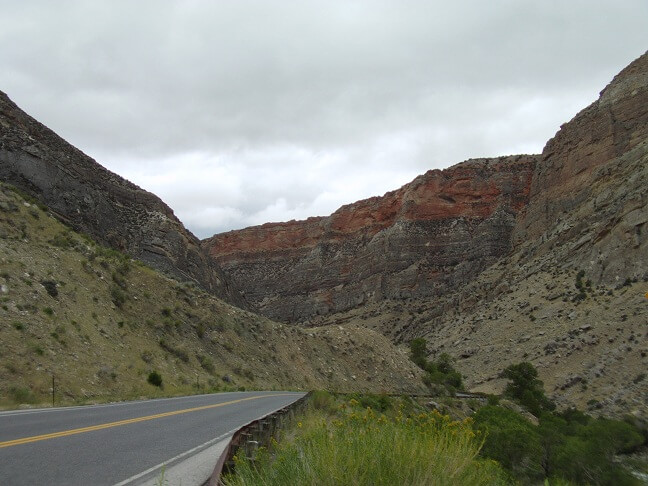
[513,50,648,286]
[203,155,537,322]
[204,51,647,324]
[0,90,242,305]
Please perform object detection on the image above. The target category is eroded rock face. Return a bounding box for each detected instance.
[513,51,648,285]
[297,51,648,418]
[204,156,537,322]
[205,52,648,326]
[0,90,241,304]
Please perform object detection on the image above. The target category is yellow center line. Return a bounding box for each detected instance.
[0,394,295,449]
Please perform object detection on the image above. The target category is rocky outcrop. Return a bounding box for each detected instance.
[204,155,537,322]
[294,51,648,417]
[513,51,648,285]
[204,52,648,327]
[0,90,241,304]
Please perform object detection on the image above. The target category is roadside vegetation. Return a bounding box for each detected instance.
[223,339,645,486]
[408,338,647,484]
[223,391,508,485]
[475,362,645,485]
[225,373,646,486]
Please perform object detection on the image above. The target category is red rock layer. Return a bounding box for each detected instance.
[206,156,536,262]
[204,51,648,323]
[203,155,537,322]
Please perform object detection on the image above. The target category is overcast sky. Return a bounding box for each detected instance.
[1,1,646,238]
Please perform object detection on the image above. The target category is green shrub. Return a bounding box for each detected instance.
[409,337,428,368]
[310,390,337,413]
[347,393,393,412]
[50,232,75,249]
[196,322,206,339]
[197,354,215,373]
[474,405,543,481]
[43,307,54,316]
[40,280,58,298]
[111,271,127,290]
[159,339,189,363]
[501,362,554,416]
[486,394,500,406]
[147,371,163,388]
[110,284,127,308]
[10,386,37,404]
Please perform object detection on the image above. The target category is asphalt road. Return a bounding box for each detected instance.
[0,391,305,485]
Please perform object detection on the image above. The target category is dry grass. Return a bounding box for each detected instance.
[0,184,424,407]
[224,394,508,486]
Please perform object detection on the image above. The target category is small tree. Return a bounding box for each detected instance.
[501,362,554,416]
[411,339,465,392]
[409,338,428,369]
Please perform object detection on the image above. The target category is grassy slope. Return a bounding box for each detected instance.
[0,184,424,407]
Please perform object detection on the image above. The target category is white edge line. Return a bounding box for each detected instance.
[111,429,237,486]
[112,392,306,486]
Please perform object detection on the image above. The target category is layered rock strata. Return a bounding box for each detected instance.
[513,51,648,285]
[204,155,537,322]
[0,91,240,304]
[296,51,648,417]
[204,52,647,326]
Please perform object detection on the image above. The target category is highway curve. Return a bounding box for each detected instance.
[0,391,305,485]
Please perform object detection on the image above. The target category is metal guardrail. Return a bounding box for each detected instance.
[205,392,312,486]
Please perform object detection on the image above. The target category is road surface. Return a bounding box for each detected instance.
[0,391,305,485]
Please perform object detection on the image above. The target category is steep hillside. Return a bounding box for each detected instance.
[513,51,648,284]
[204,51,648,417]
[305,53,648,417]
[204,155,537,323]
[0,90,241,305]
[0,184,424,406]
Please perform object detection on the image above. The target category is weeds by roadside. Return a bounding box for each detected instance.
[223,392,508,486]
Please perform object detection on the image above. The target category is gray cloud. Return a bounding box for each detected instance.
[1,1,646,237]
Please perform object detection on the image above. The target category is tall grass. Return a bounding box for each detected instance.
[224,396,508,485]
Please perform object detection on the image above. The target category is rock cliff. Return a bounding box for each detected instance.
[0,90,241,304]
[256,51,647,417]
[513,51,648,285]
[204,155,537,322]
[204,52,647,329]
